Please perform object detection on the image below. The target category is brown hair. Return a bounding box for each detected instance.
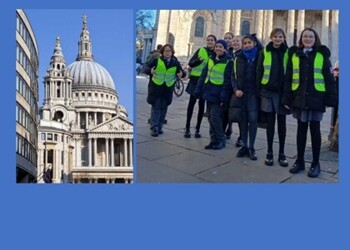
[160,44,175,56]
[270,28,288,46]
[298,28,321,49]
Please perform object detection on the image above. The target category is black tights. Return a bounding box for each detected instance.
[185,95,205,131]
[266,113,286,154]
[297,120,321,163]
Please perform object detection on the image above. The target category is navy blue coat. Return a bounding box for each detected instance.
[194,52,233,104]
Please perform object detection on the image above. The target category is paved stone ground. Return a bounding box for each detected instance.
[136,75,339,183]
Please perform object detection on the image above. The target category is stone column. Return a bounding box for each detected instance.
[88,138,92,167]
[255,10,264,40]
[111,139,115,167]
[322,10,330,46]
[123,138,127,167]
[85,112,88,129]
[94,112,97,125]
[331,10,339,64]
[264,10,273,44]
[129,139,133,167]
[106,179,110,184]
[106,138,109,166]
[50,82,53,98]
[287,10,295,46]
[233,10,241,36]
[94,137,97,167]
[77,112,80,128]
[74,139,78,167]
[297,10,305,40]
[111,179,115,183]
[223,10,231,33]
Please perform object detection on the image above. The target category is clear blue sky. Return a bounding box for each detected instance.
[25,9,134,121]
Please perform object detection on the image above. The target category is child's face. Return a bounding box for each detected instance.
[271,32,285,47]
[232,37,242,51]
[162,46,173,59]
[302,30,316,48]
[242,38,256,49]
[206,36,216,49]
[224,34,233,48]
[214,43,225,56]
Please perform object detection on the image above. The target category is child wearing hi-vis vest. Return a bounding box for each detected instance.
[184,34,217,139]
[282,28,338,178]
[146,44,185,137]
[194,39,233,150]
[256,28,290,168]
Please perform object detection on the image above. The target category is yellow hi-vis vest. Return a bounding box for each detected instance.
[152,58,177,87]
[190,48,209,77]
[205,58,228,85]
[261,47,289,85]
[291,52,325,92]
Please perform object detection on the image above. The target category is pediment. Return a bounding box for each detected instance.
[88,116,133,133]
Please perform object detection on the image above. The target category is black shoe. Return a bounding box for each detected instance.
[307,162,321,178]
[278,154,288,167]
[249,148,257,161]
[235,138,243,147]
[163,119,168,124]
[237,146,249,157]
[194,130,201,138]
[150,128,158,137]
[158,129,163,135]
[264,153,274,166]
[184,128,191,138]
[204,142,215,150]
[212,142,225,150]
[148,118,151,124]
[289,160,305,174]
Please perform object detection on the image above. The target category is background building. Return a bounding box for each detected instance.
[16,9,39,183]
[37,16,133,183]
[143,10,338,64]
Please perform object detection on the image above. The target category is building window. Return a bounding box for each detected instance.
[41,133,46,140]
[168,33,175,47]
[47,133,53,140]
[54,134,58,141]
[241,20,250,36]
[194,16,205,37]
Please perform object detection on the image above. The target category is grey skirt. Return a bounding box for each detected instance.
[260,92,290,115]
[292,109,323,122]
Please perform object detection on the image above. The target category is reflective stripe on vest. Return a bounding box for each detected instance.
[205,58,228,85]
[261,48,288,85]
[152,58,177,87]
[190,48,209,77]
[291,52,325,92]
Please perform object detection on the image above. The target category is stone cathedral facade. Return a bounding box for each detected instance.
[142,10,339,64]
[37,16,133,184]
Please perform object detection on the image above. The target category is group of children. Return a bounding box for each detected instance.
[145,27,338,178]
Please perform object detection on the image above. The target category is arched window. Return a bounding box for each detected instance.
[241,20,250,35]
[195,16,205,37]
[168,33,175,47]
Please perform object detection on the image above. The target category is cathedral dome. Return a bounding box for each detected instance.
[66,60,115,90]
